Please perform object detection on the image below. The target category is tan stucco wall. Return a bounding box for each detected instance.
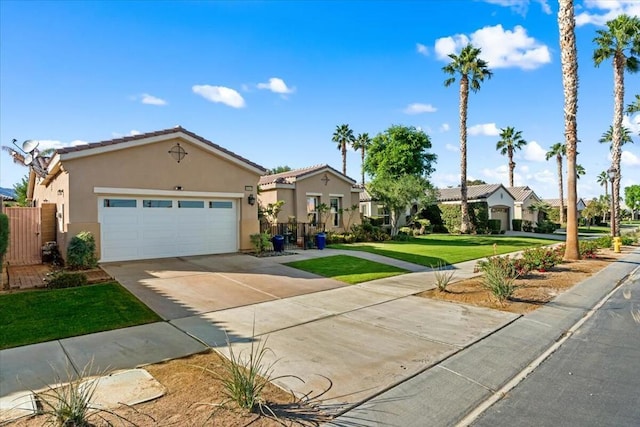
[32,171,71,254]
[34,136,261,258]
[258,188,296,223]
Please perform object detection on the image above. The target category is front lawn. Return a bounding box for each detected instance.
[329,234,557,267]
[0,282,161,350]
[285,254,408,284]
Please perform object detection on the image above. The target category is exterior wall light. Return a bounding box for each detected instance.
[248,194,256,206]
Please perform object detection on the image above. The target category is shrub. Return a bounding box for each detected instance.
[480,256,519,303]
[398,226,413,235]
[579,241,599,259]
[521,246,562,272]
[488,219,501,234]
[393,232,412,241]
[593,235,612,248]
[0,213,8,268]
[621,235,636,245]
[476,255,528,279]
[66,231,98,270]
[522,220,534,232]
[432,262,455,292]
[512,219,523,231]
[414,218,432,234]
[534,220,558,234]
[250,232,271,254]
[45,271,88,289]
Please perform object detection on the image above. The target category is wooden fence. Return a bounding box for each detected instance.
[5,204,56,265]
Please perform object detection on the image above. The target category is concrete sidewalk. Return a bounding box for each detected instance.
[329,247,640,426]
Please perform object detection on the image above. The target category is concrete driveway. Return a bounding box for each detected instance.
[101,254,346,320]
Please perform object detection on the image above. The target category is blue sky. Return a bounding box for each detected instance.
[1,0,639,201]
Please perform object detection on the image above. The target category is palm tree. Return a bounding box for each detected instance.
[443,43,493,233]
[597,171,609,197]
[352,132,371,186]
[593,13,640,237]
[627,94,640,114]
[546,143,567,225]
[496,126,527,187]
[598,125,634,147]
[558,0,580,259]
[576,164,586,179]
[332,124,355,176]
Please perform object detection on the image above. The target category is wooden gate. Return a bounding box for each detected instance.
[6,207,43,265]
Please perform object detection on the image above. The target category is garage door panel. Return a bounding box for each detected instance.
[100,197,238,262]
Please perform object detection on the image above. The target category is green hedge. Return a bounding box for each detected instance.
[437,202,489,233]
[0,214,8,264]
[512,219,523,231]
[488,219,502,234]
[66,231,98,270]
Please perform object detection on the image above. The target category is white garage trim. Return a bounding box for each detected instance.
[94,187,244,198]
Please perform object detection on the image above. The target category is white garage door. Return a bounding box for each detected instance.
[99,197,238,262]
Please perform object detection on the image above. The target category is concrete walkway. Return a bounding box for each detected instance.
[1,246,639,427]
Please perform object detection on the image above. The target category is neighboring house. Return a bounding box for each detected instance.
[437,184,515,231]
[358,187,411,228]
[258,164,362,231]
[542,198,587,218]
[26,126,266,262]
[507,186,542,226]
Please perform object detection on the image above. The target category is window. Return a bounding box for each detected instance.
[330,197,341,227]
[307,197,319,225]
[378,205,391,225]
[210,201,233,209]
[104,199,136,208]
[143,200,172,208]
[360,203,369,217]
[178,200,204,208]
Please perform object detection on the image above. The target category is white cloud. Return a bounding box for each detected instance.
[140,93,167,106]
[35,139,89,151]
[481,0,551,15]
[523,140,547,162]
[416,43,429,56]
[623,113,640,136]
[445,143,459,152]
[532,169,555,185]
[468,123,500,136]
[576,0,640,27]
[622,150,640,166]
[433,172,461,188]
[403,103,437,114]
[435,24,551,70]
[440,123,450,132]
[192,85,246,108]
[481,164,523,185]
[257,77,295,94]
[129,130,141,136]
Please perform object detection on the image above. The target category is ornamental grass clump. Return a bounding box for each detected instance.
[480,256,520,304]
[432,262,455,292]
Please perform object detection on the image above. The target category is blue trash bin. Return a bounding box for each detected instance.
[315,232,326,250]
[272,235,285,252]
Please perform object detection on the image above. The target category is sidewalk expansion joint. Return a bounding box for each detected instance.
[437,365,496,393]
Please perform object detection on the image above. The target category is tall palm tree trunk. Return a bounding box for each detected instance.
[557,155,565,225]
[361,147,365,186]
[341,143,347,176]
[611,52,625,237]
[558,0,579,259]
[459,75,471,233]
[508,150,515,187]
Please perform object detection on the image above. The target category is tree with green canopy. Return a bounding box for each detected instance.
[443,43,493,233]
[593,13,640,236]
[496,126,527,187]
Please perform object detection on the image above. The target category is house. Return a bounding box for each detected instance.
[258,164,362,231]
[542,198,587,218]
[359,188,412,228]
[26,126,266,262]
[507,186,542,226]
[437,184,515,231]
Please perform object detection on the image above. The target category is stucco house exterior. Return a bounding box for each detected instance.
[543,198,587,218]
[27,126,266,262]
[258,164,362,231]
[359,188,412,228]
[437,184,515,231]
[507,186,542,226]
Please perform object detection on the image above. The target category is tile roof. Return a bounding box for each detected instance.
[507,186,537,202]
[259,164,356,185]
[543,198,586,208]
[437,184,506,202]
[56,126,266,172]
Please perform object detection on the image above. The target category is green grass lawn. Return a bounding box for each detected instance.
[329,234,557,267]
[0,282,161,350]
[577,225,612,234]
[285,254,408,284]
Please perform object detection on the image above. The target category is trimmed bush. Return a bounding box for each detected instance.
[488,219,502,234]
[621,235,636,245]
[46,271,88,289]
[66,231,98,270]
[512,219,523,232]
[594,235,613,248]
[0,213,8,266]
[579,241,599,258]
[534,220,558,234]
[522,220,534,232]
[521,246,563,272]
